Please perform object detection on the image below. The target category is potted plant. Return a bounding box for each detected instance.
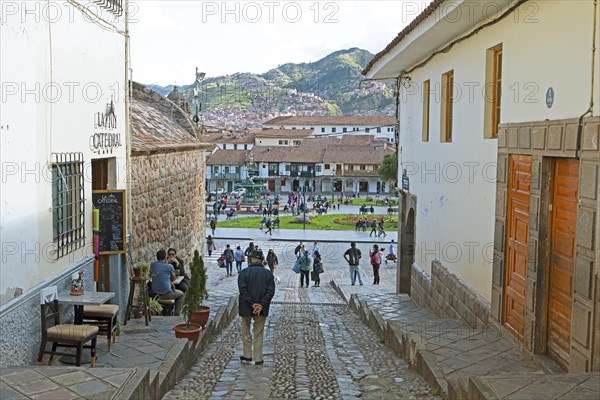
[173,250,205,341]
[188,250,211,328]
[148,297,163,316]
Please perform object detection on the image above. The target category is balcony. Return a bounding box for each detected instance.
[340,170,378,178]
[211,173,240,180]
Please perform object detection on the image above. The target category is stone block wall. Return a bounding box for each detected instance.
[131,149,206,264]
[491,116,600,372]
[411,261,491,329]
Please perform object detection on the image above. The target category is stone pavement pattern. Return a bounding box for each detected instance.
[163,278,439,399]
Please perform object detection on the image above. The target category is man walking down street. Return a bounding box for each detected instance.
[210,218,217,236]
[298,249,313,288]
[151,249,184,316]
[223,244,234,276]
[238,249,275,366]
[244,242,255,268]
[343,242,363,286]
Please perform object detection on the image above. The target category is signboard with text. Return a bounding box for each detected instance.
[92,190,126,254]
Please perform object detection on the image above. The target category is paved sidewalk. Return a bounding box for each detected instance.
[331,279,600,400]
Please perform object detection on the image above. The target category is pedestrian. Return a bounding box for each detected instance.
[266,249,278,272]
[234,245,244,273]
[369,220,377,237]
[378,219,387,237]
[294,241,304,259]
[265,218,273,235]
[238,249,275,366]
[298,249,313,288]
[369,244,382,285]
[244,242,255,268]
[343,242,363,285]
[260,216,267,230]
[150,249,184,315]
[210,218,217,235]
[207,235,214,256]
[312,241,319,256]
[312,250,323,287]
[370,205,374,214]
[167,248,188,293]
[223,244,234,276]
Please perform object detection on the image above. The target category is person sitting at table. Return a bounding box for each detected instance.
[167,248,188,293]
[151,249,183,316]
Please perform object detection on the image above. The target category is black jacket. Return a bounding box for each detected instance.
[238,264,275,317]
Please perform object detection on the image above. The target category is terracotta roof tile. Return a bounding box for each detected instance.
[130,100,203,152]
[203,132,255,144]
[206,149,249,165]
[255,129,314,138]
[323,145,394,164]
[251,146,325,163]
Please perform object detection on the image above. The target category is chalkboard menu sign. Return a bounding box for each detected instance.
[92,190,126,254]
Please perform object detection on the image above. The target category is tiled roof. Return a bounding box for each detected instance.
[203,132,255,144]
[363,0,445,75]
[251,146,325,163]
[263,115,396,127]
[298,137,341,149]
[206,149,249,165]
[130,99,203,153]
[340,135,375,145]
[323,145,394,164]
[255,129,315,139]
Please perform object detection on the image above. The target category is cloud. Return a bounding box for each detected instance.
[130,1,429,85]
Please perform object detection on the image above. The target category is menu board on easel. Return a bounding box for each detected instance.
[92,190,126,254]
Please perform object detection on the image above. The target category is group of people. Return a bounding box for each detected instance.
[149,248,188,316]
[354,218,387,237]
[343,240,396,285]
[292,241,325,288]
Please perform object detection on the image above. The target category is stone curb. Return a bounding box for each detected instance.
[114,368,152,400]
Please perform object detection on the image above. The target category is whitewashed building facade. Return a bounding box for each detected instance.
[0,0,129,366]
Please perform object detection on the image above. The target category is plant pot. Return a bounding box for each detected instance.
[173,323,202,342]
[133,267,141,277]
[189,306,211,328]
[133,310,143,318]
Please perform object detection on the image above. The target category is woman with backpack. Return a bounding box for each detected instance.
[369,244,382,285]
[312,251,324,287]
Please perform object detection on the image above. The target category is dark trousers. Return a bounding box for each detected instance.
[372,264,380,284]
[313,272,320,286]
[300,270,310,287]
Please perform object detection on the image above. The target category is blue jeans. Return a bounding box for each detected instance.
[226,260,233,274]
[235,261,242,273]
[349,265,362,285]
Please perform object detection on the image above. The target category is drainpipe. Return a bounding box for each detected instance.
[576,0,598,159]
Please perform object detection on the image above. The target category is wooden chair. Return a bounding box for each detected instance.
[37,286,99,367]
[82,304,119,351]
[157,298,175,316]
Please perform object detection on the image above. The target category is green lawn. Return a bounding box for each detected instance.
[217,214,398,231]
[345,198,398,207]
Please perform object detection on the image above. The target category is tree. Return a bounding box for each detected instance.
[378,153,398,192]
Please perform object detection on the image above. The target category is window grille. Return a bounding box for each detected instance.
[94,0,123,17]
[52,153,86,259]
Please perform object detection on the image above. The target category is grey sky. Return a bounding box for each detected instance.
[130,1,430,85]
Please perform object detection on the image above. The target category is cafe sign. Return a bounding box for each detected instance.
[90,98,122,155]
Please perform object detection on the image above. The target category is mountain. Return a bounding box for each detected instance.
[146,48,395,129]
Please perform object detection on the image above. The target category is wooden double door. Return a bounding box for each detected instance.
[504,156,579,370]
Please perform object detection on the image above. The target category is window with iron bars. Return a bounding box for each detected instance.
[52,153,86,259]
[94,0,124,16]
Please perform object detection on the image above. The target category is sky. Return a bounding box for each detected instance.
[130,1,432,86]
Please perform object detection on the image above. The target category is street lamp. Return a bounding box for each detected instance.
[331,167,337,203]
[193,68,206,128]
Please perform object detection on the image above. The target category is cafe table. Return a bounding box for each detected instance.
[57,291,115,364]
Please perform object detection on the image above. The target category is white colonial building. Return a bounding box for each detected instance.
[0,0,129,366]
[263,115,397,142]
[365,0,600,372]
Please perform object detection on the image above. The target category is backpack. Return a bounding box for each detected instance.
[224,249,234,262]
[370,252,381,265]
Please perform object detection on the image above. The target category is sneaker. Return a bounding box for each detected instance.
[360,282,363,285]
[255,360,264,365]
[351,283,355,286]
[240,356,252,362]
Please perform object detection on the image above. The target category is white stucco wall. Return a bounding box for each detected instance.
[398,0,599,301]
[0,1,127,301]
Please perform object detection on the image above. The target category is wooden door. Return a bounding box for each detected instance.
[504,155,532,340]
[547,158,579,370]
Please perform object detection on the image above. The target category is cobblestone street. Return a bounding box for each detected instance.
[163,238,440,400]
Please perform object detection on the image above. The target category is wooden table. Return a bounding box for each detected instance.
[58,291,115,324]
[56,291,115,365]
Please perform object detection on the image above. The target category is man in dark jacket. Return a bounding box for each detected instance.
[238,249,275,365]
[244,242,254,268]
